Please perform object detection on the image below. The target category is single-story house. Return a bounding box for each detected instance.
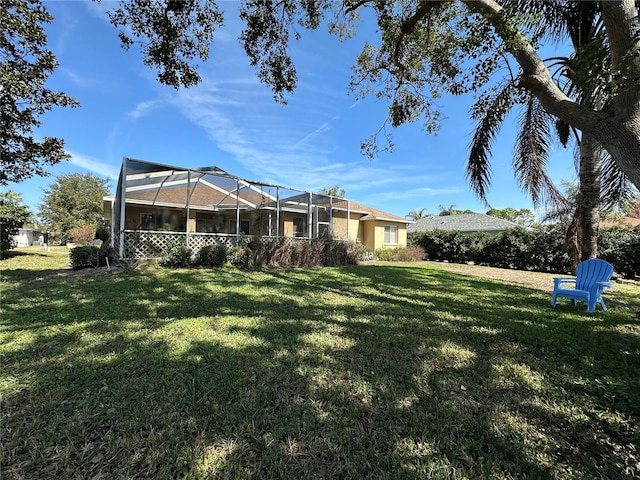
[12,225,45,247]
[407,213,521,236]
[105,158,410,259]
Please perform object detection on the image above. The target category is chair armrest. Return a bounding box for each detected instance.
[595,281,613,290]
[553,277,576,287]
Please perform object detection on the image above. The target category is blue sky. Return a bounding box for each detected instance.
[6,1,577,220]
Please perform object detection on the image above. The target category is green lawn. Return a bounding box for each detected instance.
[1,247,639,479]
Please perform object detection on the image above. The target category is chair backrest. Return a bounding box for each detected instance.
[575,259,614,290]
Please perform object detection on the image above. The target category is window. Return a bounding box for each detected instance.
[293,217,305,237]
[140,213,156,230]
[229,219,250,235]
[196,215,215,233]
[384,225,397,245]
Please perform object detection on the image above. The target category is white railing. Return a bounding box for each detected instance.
[120,230,316,259]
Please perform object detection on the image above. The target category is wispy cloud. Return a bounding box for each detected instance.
[68,151,119,180]
[60,68,93,88]
[290,101,360,150]
[128,99,166,119]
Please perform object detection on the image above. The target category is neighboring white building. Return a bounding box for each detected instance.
[13,226,45,247]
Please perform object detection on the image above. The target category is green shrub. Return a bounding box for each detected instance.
[161,243,192,268]
[69,245,114,270]
[375,246,426,262]
[411,230,489,263]
[95,219,110,242]
[196,244,227,268]
[599,225,640,279]
[228,246,253,270]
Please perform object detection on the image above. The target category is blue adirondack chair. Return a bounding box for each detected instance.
[551,259,614,313]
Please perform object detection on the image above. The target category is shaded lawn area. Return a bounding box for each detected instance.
[1,248,639,479]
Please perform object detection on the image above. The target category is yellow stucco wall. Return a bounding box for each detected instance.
[362,221,376,252]
[361,221,408,253]
[114,204,407,249]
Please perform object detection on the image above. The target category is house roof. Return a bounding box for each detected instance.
[599,217,640,228]
[331,199,410,223]
[113,158,409,223]
[407,213,520,233]
[125,183,270,210]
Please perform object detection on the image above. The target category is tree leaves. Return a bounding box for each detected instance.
[0,0,78,185]
[38,173,110,243]
[107,0,223,89]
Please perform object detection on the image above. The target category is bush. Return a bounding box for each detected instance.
[160,243,192,268]
[196,244,227,268]
[228,246,253,270]
[322,239,360,266]
[411,230,490,263]
[70,224,96,245]
[69,245,114,270]
[599,225,640,279]
[412,226,573,273]
[95,219,110,242]
[375,246,425,262]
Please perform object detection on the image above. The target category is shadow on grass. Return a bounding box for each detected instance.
[1,264,639,478]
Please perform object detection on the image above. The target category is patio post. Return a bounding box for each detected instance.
[186,170,191,247]
[276,187,280,238]
[236,180,240,246]
[119,158,127,258]
[308,192,313,238]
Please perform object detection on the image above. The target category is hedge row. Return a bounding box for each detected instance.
[410,225,640,279]
[161,237,361,270]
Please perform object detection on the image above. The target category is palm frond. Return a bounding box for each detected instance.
[466,82,517,204]
[600,152,638,212]
[539,180,576,223]
[513,95,563,207]
[502,0,575,42]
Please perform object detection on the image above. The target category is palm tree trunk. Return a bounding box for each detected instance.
[578,134,602,260]
[565,205,580,274]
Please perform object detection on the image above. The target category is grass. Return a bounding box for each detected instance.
[1,247,639,479]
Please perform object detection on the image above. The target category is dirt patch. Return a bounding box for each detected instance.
[424,261,559,292]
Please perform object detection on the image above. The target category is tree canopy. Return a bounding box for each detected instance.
[318,185,346,198]
[0,191,31,255]
[4,0,640,200]
[1,0,78,185]
[38,173,109,243]
[105,0,639,189]
[486,207,535,227]
[406,208,429,220]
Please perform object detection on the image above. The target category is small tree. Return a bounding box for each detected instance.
[38,173,109,243]
[0,191,31,256]
[70,224,97,245]
[318,185,346,198]
[486,208,535,227]
[406,208,429,221]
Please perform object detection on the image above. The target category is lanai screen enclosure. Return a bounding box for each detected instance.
[110,158,353,259]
